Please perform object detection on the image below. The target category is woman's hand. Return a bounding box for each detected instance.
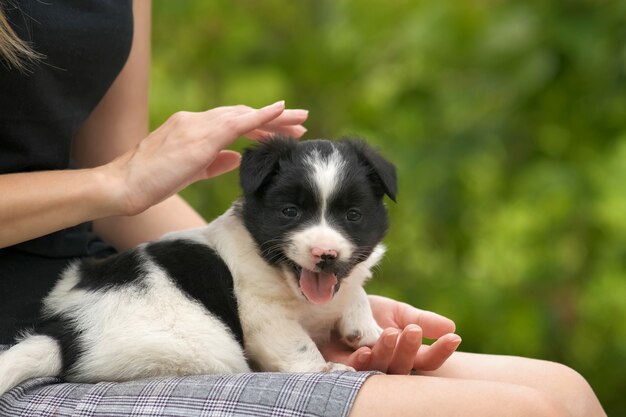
[320,295,462,374]
[102,101,307,216]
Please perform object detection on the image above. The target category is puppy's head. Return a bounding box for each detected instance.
[239,137,396,304]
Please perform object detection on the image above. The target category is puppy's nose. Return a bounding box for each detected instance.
[312,247,338,271]
[311,247,338,261]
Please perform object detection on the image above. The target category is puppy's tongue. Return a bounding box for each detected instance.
[299,269,337,304]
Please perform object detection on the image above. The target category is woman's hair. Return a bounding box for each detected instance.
[0,5,43,71]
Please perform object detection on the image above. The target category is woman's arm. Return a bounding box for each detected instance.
[0,169,122,249]
[0,105,302,251]
[73,0,207,249]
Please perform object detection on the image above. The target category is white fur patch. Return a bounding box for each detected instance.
[43,250,250,382]
[303,147,346,213]
[0,335,61,395]
[292,146,355,268]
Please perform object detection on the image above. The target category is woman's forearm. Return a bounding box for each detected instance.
[0,168,122,249]
[92,194,207,251]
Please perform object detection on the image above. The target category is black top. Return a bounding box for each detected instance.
[0,0,133,343]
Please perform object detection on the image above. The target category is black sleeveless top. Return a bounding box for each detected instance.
[0,1,133,343]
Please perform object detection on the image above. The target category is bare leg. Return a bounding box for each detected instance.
[350,374,569,417]
[419,352,606,417]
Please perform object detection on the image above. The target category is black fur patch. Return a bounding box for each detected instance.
[35,315,83,378]
[145,240,244,346]
[75,249,147,291]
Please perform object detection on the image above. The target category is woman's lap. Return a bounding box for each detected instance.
[2,347,603,417]
[0,345,374,417]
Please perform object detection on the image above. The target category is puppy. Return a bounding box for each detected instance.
[0,137,397,394]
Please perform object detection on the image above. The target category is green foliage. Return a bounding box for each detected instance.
[152,1,626,413]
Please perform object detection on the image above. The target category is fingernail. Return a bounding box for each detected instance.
[384,331,399,348]
[448,337,462,351]
[406,329,421,344]
[261,100,285,110]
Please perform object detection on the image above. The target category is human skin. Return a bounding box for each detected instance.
[0,1,607,416]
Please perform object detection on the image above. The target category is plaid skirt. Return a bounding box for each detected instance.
[0,345,373,417]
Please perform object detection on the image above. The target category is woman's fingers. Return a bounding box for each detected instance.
[203,150,242,179]
[413,333,462,372]
[212,101,309,147]
[319,324,461,375]
[369,295,456,339]
[243,129,274,141]
[226,100,286,137]
[245,124,307,140]
[406,308,456,339]
[367,328,400,372]
[172,102,307,148]
[387,325,422,375]
[345,346,374,371]
[244,108,308,139]
[260,109,308,129]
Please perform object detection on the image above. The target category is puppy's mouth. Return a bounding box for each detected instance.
[290,264,341,305]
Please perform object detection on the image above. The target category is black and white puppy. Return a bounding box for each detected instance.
[0,137,397,394]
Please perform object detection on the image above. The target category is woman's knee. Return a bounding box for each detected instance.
[540,361,605,417]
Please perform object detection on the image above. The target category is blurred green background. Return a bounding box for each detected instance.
[151,0,625,413]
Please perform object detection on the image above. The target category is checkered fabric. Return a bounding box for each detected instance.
[0,345,372,417]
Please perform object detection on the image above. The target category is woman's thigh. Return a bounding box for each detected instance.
[351,373,570,417]
[417,352,605,417]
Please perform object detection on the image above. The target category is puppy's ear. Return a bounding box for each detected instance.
[240,136,296,195]
[343,139,397,202]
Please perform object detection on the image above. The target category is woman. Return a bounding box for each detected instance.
[0,1,606,416]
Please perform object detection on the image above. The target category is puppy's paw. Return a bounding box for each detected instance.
[322,362,356,373]
[341,323,383,349]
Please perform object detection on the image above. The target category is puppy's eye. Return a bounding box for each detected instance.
[282,206,300,218]
[346,209,362,222]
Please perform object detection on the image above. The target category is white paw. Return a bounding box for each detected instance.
[341,323,383,349]
[322,362,356,372]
